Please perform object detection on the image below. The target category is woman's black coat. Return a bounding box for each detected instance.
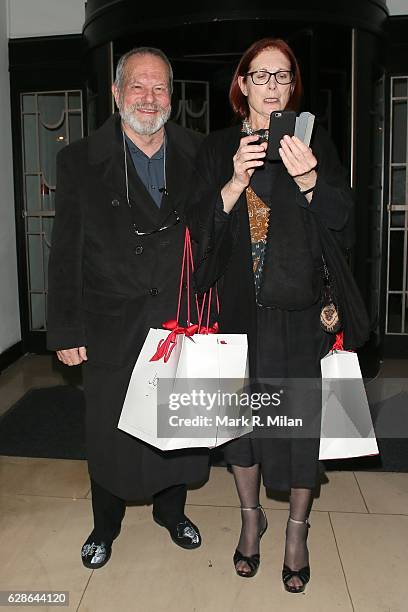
[187,124,369,368]
[47,114,210,500]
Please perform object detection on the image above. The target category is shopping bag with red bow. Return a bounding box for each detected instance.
[118,229,250,450]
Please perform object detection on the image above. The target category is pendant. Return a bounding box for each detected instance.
[320,303,341,333]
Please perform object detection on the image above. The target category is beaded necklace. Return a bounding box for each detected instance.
[242,119,269,142]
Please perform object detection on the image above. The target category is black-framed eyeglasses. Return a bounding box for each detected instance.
[132,209,180,236]
[246,70,294,86]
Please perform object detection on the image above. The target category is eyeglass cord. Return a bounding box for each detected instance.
[122,128,168,209]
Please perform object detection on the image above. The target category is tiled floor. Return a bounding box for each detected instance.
[0,354,407,611]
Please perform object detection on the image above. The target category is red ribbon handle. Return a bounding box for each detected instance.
[175,228,200,327]
[197,284,220,334]
[150,228,202,362]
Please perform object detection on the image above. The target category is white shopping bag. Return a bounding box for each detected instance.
[117,328,182,440]
[319,348,379,460]
[173,333,251,448]
[118,329,250,450]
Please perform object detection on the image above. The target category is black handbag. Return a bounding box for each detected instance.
[320,255,342,333]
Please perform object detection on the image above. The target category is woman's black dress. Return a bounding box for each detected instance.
[222,160,332,491]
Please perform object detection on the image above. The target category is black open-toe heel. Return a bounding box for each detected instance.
[233,505,268,578]
[282,516,311,593]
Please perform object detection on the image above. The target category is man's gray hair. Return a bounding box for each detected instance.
[114,47,173,94]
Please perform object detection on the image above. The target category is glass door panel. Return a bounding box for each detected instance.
[386,77,408,336]
[21,91,84,331]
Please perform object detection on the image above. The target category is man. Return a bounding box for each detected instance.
[47,47,209,569]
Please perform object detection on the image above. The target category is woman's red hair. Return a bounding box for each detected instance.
[229,38,303,120]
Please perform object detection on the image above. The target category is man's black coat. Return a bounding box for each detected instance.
[47,114,209,499]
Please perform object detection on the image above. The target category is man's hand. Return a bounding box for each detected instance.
[56,346,88,366]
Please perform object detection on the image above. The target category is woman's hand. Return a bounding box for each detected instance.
[231,134,267,190]
[221,135,267,213]
[279,135,317,198]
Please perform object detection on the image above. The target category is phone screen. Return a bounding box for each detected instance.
[266,110,296,161]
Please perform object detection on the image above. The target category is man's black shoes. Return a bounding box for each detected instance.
[153,514,202,549]
[81,515,201,569]
[81,525,121,569]
[81,532,112,569]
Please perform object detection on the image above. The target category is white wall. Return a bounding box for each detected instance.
[4,0,407,39]
[387,0,408,15]
[8,0,85,38]
[0,0,21,352]
[5,1,406,38]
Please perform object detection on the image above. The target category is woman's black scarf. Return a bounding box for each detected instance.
[255,162,370,349]
[257,163,322,310]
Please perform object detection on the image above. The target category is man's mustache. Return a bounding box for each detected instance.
[127,103,164,113]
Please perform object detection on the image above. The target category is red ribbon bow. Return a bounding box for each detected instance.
[332,331,344,351]
[150,318,220,362]
[150,320,199,363]
[331,331,355,353]
[198,322,219,335]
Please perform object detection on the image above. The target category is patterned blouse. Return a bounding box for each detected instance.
[246,185,270,295]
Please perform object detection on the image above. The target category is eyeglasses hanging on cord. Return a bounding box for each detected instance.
[122,130,180,236]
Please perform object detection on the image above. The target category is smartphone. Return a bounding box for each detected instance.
[266,110,296,161]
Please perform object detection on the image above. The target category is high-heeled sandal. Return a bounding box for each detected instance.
[233,505,268,578]
[282,516,311,593]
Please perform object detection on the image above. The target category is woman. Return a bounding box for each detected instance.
[187,38,367,593]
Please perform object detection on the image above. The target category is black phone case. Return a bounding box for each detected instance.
[267,110,296,161]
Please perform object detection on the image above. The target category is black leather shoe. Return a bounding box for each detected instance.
[81,532,112,569]
[153,514,201,549]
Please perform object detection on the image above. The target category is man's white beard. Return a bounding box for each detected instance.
[119,102,171,136]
